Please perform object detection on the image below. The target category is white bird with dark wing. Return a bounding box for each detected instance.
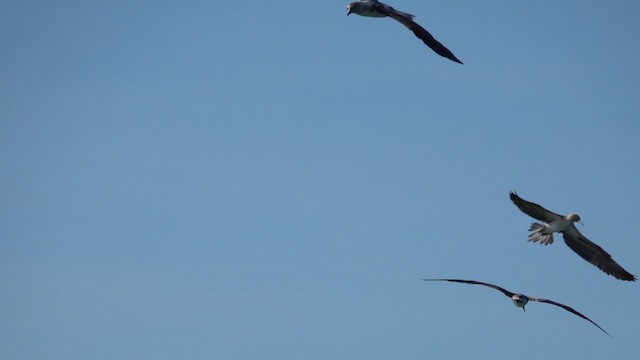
[346,1,463,64]
[510,191,636,281]
[423,278,610,336]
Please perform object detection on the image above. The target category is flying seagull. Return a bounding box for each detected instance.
[346,1,463,64]
[423,278,610,336]
[510,191,636,281]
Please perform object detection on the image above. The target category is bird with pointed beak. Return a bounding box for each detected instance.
[346,1,463,64]
[510,191,636,281]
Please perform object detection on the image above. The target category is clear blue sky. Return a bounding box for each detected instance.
[2,1,639,359]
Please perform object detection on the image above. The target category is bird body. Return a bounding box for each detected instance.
[509,191,636,281]
[423,278,610,336]
[346,1,463,64]
[529,214,580,245]
[511,293,529,310]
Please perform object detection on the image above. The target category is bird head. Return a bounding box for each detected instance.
[567,213,583,225]
[347,4,354,16]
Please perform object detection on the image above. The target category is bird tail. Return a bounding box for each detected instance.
[527,223,554,245]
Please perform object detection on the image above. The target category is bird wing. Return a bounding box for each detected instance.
[509,191,563,223]
[529,297,610,336]
[422,278,515,298]
[373,3,463,64]
[561,226,636,281]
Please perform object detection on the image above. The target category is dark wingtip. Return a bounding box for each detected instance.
[443,53,463,64]
[621,273,637,281]
[619,273,637,282]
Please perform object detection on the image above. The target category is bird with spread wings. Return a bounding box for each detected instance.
[510,191,636,281]
[347,1,463,64]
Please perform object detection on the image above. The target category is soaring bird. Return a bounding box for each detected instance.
[509,191,636,281]
[423,278,610,336]
[346,1,463,64]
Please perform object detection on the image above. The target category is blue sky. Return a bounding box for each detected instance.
[2,0,639,359]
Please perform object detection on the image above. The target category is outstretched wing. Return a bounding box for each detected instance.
[509,191,563,223]
[562,226,636,281]
[530,297,610,336]
[373,4,463,64]
[422,278,515,298]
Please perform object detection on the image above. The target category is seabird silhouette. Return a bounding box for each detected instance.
[510,191,636,281]
[423,278,610,336]
[346,1,463,64]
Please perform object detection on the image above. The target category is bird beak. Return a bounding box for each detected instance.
[522,306,526,312]
[347,8,352,16]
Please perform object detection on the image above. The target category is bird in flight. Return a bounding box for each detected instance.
[509,191,636,281]
[346,1,463,64]
[423,278,610,336]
